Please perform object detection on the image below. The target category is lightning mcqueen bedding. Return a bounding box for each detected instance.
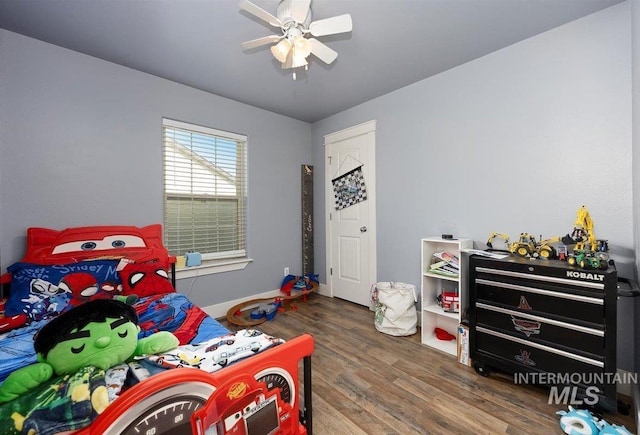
[0,225,313,435]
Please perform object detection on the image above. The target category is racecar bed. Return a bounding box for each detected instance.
[0,224,313,435]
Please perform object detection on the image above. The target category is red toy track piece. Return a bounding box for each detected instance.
[281,281,294,296]
[226,281,318,326]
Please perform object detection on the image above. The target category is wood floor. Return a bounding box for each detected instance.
[220,295,637,434]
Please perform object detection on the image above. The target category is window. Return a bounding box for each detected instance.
[163,119,247,267]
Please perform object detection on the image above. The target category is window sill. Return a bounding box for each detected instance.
[175,258,253,279]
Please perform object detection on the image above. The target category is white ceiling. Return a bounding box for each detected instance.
[0,0,624,123]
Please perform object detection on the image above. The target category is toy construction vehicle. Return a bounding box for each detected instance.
[486,232,565,259]
[486,232,510,250]
[485,206,609,269]
[536,236,565,260]
[509,233,540,257]
[562,205,609,270]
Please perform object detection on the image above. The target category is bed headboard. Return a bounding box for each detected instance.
[23,224,171,265]
[1,224,176,297]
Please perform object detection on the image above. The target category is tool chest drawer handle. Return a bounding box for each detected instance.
[476,279,603,305]
[476,302,604,336]
[475,267,605,290]
[476,326,604,368]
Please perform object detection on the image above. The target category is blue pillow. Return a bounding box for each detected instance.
[6,260,122,320]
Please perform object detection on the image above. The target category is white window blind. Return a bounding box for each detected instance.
[162,118,247,260]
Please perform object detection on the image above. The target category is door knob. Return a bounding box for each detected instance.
[360,226,367,232]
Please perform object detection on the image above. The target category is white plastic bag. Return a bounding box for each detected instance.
[371,282,418,336]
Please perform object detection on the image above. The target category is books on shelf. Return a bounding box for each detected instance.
[433,251,459,267]
[428,252,460,277]
[429,269,458,278]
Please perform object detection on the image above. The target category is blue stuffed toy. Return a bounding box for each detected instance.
[557,406,631,435]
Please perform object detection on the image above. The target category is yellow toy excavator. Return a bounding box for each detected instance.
[486,232,510,250]
[562,205,609,269]
[487,232,546,258]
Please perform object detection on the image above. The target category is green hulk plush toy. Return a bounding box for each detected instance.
[0,298,179,403]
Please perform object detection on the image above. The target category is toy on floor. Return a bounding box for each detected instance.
[249,301,280,321]
[557,406,632,435]
[280,274,319,298]
[226,273,319,327]
[0,299,178,403]
[598,421,633,435]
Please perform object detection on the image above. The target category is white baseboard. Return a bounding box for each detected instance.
[318,283,330,297]
[200,288,282,320]
[632,382,640,435]
[618,368,635,397]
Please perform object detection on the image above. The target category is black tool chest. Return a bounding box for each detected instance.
[469,254,617,410]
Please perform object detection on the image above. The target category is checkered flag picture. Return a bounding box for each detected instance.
[332,166,367,210]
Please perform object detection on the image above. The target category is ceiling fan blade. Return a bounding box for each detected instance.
[309,14,352,37]
[241,35,282,50]
[290,0,311,23]
[238,0,281,27]
[308,38,338,64]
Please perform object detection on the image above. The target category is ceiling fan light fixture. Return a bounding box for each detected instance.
[270,38,292,63]
[291,48,308,68]
[293,36,311,58]
[240,0,353,75]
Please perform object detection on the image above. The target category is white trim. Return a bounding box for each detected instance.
[617,369,634,397]
[175,257,253,279]
[162,118,246,142]
[317,282,331,297]
[323,120,377,144]
[199,288,282,319]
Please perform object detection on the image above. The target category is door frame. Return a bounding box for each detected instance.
[324,120,377,302]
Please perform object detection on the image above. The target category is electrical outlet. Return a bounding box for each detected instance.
[284,267,289,276]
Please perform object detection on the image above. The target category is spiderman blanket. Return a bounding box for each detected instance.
[134,292,229,345]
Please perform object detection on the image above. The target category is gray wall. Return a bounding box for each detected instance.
[312,2,633,291]
[0,29,311,308]
[312,2,634,371]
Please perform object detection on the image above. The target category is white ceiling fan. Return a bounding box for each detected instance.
[239,0,352,79]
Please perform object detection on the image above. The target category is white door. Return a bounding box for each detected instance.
[325,121,376,307]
